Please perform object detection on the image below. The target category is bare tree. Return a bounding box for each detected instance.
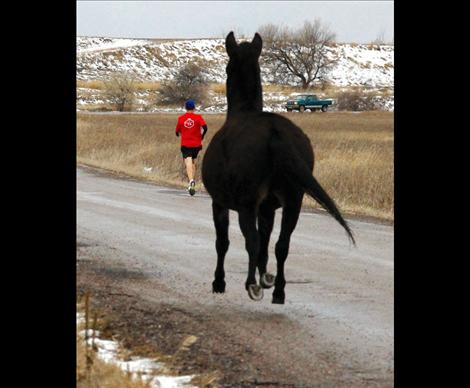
[103,72,137,112]
[159,62,209,105]
[220,28,248,41]
[372,29,386,45]
[259,19,337,89]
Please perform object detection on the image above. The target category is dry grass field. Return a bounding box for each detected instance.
[77,111,393,221]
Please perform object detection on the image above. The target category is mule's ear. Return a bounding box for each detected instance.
[252,33,263,57]
[226,31,238,57]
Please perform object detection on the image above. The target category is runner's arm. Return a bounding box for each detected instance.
[175,121,181,137]
[202,124,208,139]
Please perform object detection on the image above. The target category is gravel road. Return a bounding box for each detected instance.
[77,165,393,387]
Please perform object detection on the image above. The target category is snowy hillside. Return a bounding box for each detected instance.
[77,36,394,112]
[77,37,228,83]
[325,44,393,88]
[77,37,393,88]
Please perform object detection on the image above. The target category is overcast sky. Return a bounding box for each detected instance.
[77,1,394,44]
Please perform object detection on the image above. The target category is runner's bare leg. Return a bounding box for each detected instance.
[184,157,194,182]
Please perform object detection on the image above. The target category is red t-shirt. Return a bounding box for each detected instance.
[175,112,206,147]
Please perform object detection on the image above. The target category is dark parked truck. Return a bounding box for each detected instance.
[285,94,335,112]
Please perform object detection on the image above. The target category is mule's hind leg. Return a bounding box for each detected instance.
[257,200,276,289]
[273,196,302,304]
[238,208,263,300]
[212,202,230,293]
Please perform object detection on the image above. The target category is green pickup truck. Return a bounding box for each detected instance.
[285,94,335,112]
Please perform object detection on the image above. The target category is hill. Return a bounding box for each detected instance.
[77,37,394,112]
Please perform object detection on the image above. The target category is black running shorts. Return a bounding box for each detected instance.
[181,146,202,159]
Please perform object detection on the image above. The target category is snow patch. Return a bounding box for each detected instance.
[77,37,150,54]
[77,312,195,387]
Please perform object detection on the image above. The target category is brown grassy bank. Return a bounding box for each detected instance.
[77,296,151,388]
[77,111,393,221]
[76,293,219,387]
[77,337,151,388]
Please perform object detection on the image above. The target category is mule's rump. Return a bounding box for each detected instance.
[202,111,313,211]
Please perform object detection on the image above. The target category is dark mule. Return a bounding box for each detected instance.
[202,32,355,304]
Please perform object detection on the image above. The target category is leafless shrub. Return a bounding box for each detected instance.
[220,28,249,41]
[158,62,208,105]
[336,90,379,111]
[371,29,386,45]
[103,72,137,112]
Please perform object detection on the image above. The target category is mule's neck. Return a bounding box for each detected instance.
[226,75,263,116]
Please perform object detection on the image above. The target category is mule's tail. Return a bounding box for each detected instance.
[270,129,356,245]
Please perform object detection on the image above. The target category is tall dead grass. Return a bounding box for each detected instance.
[77,80,106,90]
[77,295,151,388]
[293,112,394,219]
[77,80,161,91]
[77,111,393,220]
[76,294,219,387]
[209,83,226,95]
[77,338,151,388]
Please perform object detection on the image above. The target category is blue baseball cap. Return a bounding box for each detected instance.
[185,99,195,110]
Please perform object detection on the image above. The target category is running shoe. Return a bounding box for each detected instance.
[188,180,196,196]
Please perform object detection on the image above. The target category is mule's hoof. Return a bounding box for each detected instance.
[272,290,285,304]
[260,272,275,289]
[247,284,264,301]
[212,280,226,293]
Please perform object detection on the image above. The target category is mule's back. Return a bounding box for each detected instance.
[202,112,272,209]
[202,111,314,210]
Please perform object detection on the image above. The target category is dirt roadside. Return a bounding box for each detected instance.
[77,242,388,387]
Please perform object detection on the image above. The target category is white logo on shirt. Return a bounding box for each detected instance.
[184,118,195,128]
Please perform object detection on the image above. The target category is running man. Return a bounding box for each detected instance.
[175,99,208,196]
